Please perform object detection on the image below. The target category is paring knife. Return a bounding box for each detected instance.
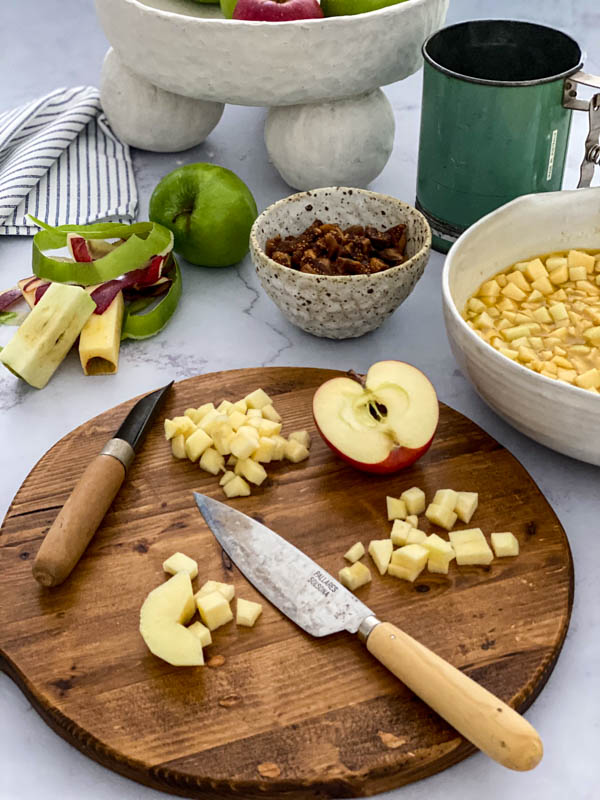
[194,493,543,772]
[33,382,173,588]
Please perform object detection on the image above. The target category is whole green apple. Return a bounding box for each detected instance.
[149,164,257,267]
[220,0,238,18]
[321,0,406,15]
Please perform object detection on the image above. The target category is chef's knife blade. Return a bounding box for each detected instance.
[194,492,372,637]
[33,382,173,588]
[194,493,543,773]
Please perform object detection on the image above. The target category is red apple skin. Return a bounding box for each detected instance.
[233,0,324,21]
[67,234,93,262]
[313,414,435,475]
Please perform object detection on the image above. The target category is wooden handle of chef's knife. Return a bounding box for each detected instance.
[32,454,126,587]
[366,621,543,771]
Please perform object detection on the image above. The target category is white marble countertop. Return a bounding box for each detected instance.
[1,1,598,798]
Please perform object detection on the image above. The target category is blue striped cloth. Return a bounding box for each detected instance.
[0,86,137,235]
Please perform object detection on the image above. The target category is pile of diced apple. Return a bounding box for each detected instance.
[337,485,520,592]
[139,550,263,666]
[164,388,311,498]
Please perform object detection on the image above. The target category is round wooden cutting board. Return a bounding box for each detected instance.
[0,367,573,798]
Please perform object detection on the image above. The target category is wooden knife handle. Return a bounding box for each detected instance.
[32,454,126,587]
[366,621,543,771]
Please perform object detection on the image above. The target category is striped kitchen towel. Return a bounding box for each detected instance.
[0,86,137,235]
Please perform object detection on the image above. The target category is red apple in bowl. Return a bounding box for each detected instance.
[233,0,324,21]
[313,361,439,474]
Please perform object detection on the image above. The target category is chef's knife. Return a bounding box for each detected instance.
[194,492,543,772]
[32,382,173,588]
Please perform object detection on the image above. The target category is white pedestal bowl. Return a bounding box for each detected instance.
[95,0,448,188]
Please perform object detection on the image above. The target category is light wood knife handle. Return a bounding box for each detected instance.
[32,454,126,588]
[366,621,543,771]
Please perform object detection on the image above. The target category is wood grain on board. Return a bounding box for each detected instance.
[0,367,573,798]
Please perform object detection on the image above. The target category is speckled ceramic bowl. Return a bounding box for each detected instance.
[250,188,431,339]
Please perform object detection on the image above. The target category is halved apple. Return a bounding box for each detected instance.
[312,361,439,474]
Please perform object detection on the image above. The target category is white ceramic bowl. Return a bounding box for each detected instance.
[250,187,431,339]
[443,187,600,466]
[95,0,449,106]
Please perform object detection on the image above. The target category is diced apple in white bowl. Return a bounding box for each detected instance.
[313,361,439,474]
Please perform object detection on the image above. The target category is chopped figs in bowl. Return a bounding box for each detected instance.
[249,187,431,339]
[442,186,600,466]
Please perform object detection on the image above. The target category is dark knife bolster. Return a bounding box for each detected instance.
[100,438,135,471]
[357,614,381,643]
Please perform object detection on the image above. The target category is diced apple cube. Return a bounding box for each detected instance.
[227,455,237,466]
[223,475,251,498]
[449,528,493,565]
[524,258,548,282]
[195,591,233,631]
[185,428,213,462]
[454,539,494,566]
[406,515,419,528]
[197,409,220,432]
[549,264,569,285]
[400,487,426,515]
[252,436,275,463]
[425,503,457,530]
[258,419,282,437]
[368,539,393,575]
[270,435,287,460]
[344,541,365,563]
[164,415,196,441]
[568,249,595,272]
[187,620,212,647]
[390,519,412,546]
[427,556,452,575]
[235,458,267,486]
[171,434,186,460]
[195,580,235,603]
[432,489,458,510]
[338,561,371,591]
[212,423,235,456]
[202,413,230,437]
[230,398,247,413]
[261,404,281,423]
[448,527,486,546]
[490,532,519,558]
[289,430,311,449]
[195,402,215,420]
[285,439,309,463]
[406,528,428,545]
[162,551,198,578]
[386,496,407,521]
[245,388,272,409]
[199,447,225,476]
[247,417,263,431]
[216,400,234,414]
[388,544,429,582]
[247,408,262,418]
[219,470,236,486]
[231,427,259,459]
[454,492,478,524]
[228,410,248,431]
[185,408,202,424]
[423,533,455,560]
[236,597,263,627]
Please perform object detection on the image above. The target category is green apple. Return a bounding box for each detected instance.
[321,0,406,15]
[149,164,257,267]
[220,0,238,17]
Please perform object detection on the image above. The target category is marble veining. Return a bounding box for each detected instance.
[1,1,599,799]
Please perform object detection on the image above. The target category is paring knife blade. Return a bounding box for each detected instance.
[194,492,543,773]
[32,381,173,588]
